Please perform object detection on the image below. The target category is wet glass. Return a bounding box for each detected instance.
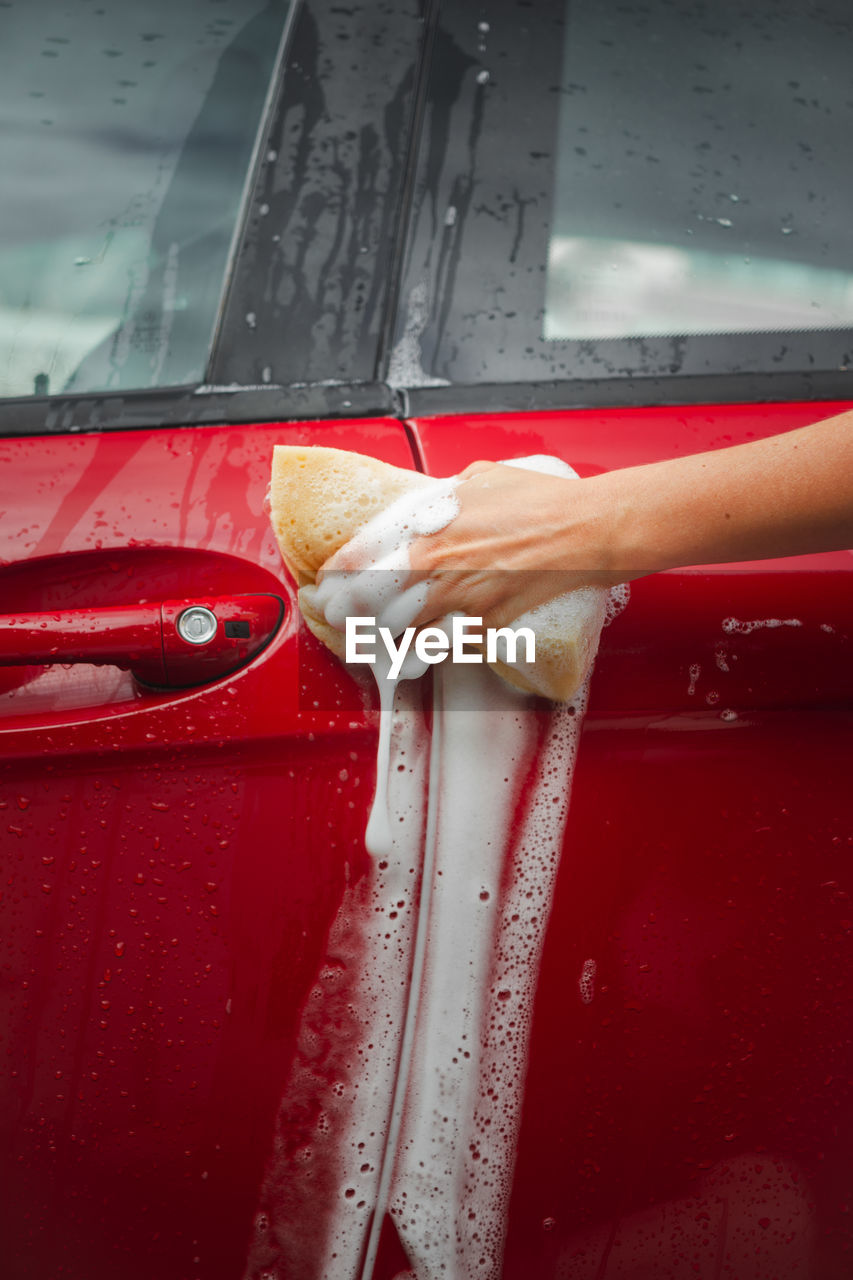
[0,0,290,398]
[545,0,853,341]
[391,0,853,388]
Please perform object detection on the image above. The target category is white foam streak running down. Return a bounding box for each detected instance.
[242,684,431,1280]
[460,685,587,1269]
[388,663,539,1278]
[311,476,460,863]
[312,480,459,641]
[387,667,589,1279]
[245,454,616,1280]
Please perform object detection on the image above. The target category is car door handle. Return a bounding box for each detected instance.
[0,594,284,688]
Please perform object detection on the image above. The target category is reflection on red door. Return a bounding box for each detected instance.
[2,402,852,1279]
[413,402,853,1280]
[0,420,413,1280]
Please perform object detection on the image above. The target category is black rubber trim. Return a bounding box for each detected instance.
[209,0,424,389]
[6,368,850,439]
[0,382,401,438]
[401,371,853,417]
[373,0,443,383]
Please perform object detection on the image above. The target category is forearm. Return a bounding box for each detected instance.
[325,409,853,632]
[597,410,853,575]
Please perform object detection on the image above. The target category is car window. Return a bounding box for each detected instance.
[546,0,853,344]
[0,0,293,400]
[389,0,853,398]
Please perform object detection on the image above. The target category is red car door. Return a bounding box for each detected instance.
[0,3,425,1278]
[3,1,853,1278]
[378,1,853,1276]
[410,405,853,1280]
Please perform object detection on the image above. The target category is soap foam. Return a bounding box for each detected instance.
[243,682,431,1280]
[722,616,802,635]
[245,456,615,1280]
[385,669,590,1278]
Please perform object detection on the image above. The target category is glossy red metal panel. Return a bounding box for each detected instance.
[0,593,284,686]
[2,401,852,1280]
[408,404,853,1280]
[0,419,416,1280]
[505,709,853,1280]
[0,602,165,671]
[2,735,379,1280]
[0,421,413,748]
[407,400,853,486]
[409,403,853,720]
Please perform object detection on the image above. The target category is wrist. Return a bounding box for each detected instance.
[579,467,672,583]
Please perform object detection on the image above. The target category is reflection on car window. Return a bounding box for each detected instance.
[545,0,853,341]
[0,0,290,399]
[391,0,853,391]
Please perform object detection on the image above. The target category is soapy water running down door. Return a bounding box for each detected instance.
[2,403,853,1277]
[0,420,419,1280]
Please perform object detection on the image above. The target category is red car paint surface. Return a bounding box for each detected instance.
[1,402,851,1279]
[0,596,283,689]
[413,405,853,1279]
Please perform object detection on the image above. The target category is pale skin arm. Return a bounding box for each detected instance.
[320,410,853,631]
[406,409,853,629]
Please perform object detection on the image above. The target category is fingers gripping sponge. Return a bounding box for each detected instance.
[268,445,605,702]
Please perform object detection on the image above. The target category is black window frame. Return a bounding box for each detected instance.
[385,0,853,418]
[0,0,427,438]
[3,0,851,440]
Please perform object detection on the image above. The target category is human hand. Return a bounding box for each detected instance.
[320,459,632,633]
[406,460,631,628]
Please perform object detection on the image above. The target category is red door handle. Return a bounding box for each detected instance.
[0,594,284,688]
